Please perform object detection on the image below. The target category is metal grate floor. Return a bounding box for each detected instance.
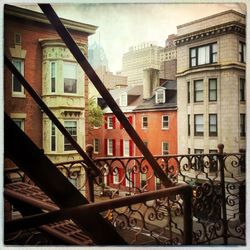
[5,182,93,245]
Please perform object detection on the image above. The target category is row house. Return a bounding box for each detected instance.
[4,4,97,165]
[89,68,177,193]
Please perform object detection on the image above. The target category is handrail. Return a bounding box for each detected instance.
[38,4,173,188]
[4,56,100,177]
[5,183,193,244]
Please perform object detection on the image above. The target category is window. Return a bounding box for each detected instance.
[162,115,169,129]
[188,148,191,154]
[194,149,204,171]
[187,81,190,103]
[240,78,245,101]
[107,116,116,129]
[93,138,100,153]
[209,150,218,173]
[142,116,148,129]
[120,93,127,106]
[194,80,203,102]
[64,121,77,151]
[140,173,147,188]
[155,89,165,103]
[209,114,217,136]
[188,114,190,136]
[194,114,204,136]
[14,33,21,45]
[113,168,119,184]
[126,171,134,187]
[239,42,246,63]
[13,118,24,131]
[107,139,114,155]
[162,142,169,155]
[64,62,77,93]
[51,122,56,151]
[190,43,217,67]
[12,59,24,95]
[240,114,246,137]
[209,79,217,101]
[123,140,130,157]
[51,62,56,93]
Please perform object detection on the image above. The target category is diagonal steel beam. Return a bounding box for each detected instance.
[39,3,173,188]
[4,113,126,244]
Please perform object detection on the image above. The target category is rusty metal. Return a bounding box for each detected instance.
[4,114,126,244]
[38,3,172,188]
[5,181,192,245]
[4,55,100,178]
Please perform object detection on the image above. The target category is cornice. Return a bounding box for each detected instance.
[5,4,97,35]
[175,22,245,46]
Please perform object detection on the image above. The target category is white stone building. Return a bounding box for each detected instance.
[176,10,246,155]
[121,42,162,86]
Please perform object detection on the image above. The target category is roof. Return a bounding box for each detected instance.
[134,80,177,111]
[4,4,98,35]
[102,85,143,113]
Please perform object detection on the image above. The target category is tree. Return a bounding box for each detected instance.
[88,97,104,130]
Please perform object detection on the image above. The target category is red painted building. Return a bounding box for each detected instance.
[4,4,97,164]
[88,68,177,193]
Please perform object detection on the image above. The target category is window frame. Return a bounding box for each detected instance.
[51,121,56,152]
[12,59,25,97]
[240,78,245,102]
[50,61,56,93]
[189,43,217,67]
[162,115,169,129]
[209,149,218,173]
[194,80,203,102]
[162,141,169,155]
[64,120,77,151]
[107,139,114,156]
[93,138,100,154]
[123,140,130,157]
[155,89,165,104]
[240,113,246,137]
[209,114,217,137]
[194,114,204,136]
[239,41,246,63]
[140,173,147,188]
[187,81,190,103]
[142,116,148,129]
[113,168,119,184]
[188,114,190,136]
[107,116,113,129]
[209,78,217,102]
[63,61,77,94]
[12,118,25,131]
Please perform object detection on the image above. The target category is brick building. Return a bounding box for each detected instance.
[4,4,97,164]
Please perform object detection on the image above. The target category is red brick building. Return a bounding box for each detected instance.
[88,68,177,193]
[4,4,97,164]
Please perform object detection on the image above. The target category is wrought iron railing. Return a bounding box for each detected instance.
[5,146,245,245]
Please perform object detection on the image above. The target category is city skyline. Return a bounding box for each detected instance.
[16,2,246,73]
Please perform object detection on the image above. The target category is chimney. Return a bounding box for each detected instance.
[143,68,159,99]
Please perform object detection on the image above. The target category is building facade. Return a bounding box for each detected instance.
[176,10,246,155]
[4,5,97,164]
[121,42,163,86]
[159,34,177,80]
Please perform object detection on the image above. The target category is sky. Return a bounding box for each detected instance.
[15,2,247,73]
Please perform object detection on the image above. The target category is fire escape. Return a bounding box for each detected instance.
[4,4,193,245]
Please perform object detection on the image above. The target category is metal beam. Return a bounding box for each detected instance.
[38,3,173,188]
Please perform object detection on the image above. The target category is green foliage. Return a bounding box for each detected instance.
[88,97,104,129]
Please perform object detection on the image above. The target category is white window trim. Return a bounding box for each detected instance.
[107,139,113,156]
[155,89,165,104]
[162,141,169,155]
[142,116,148,129]
[12,59,25,97]
[126,171,133,187]
[113,168,119,184]
[162,115,169,130]
[50,61,56,93]
[51,122,57,152]
[64,120,77,151]
[120,92,127,106]
[107,116,113,129]
[123,140,130,157]
[93,138,100,153]
[63,61,78,94]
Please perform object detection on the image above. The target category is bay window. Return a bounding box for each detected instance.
[64,62,77,93]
